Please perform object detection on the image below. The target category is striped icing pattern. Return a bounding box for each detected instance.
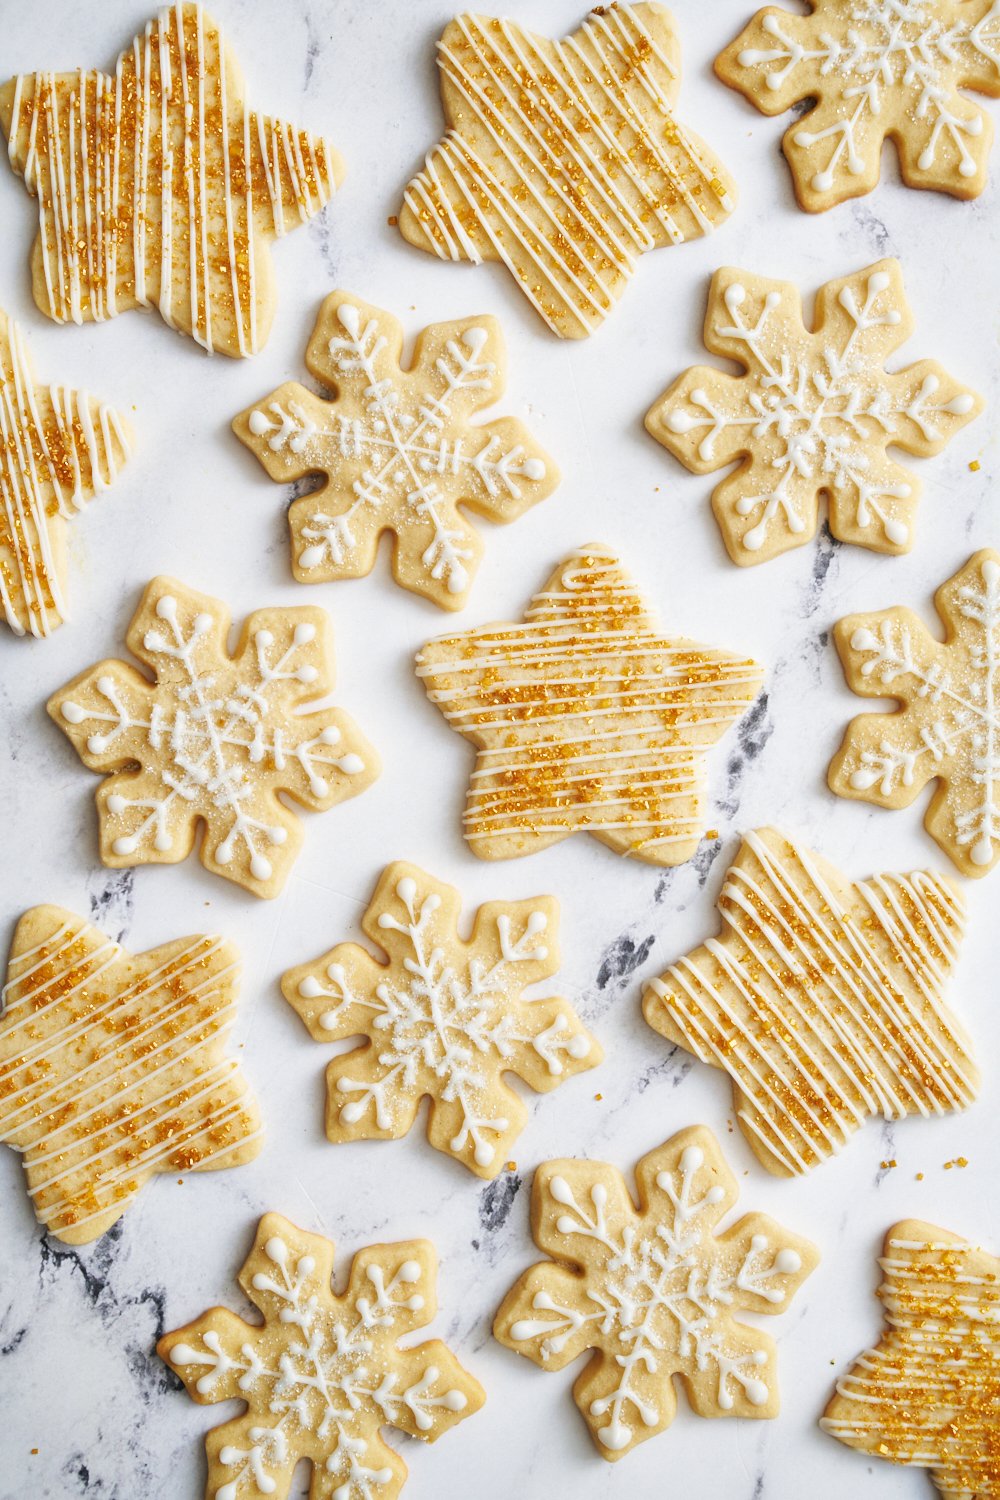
[416,544,762,864]
[0,908,261,1242]
[399,4,734,337]
[822,1225,1000,1497]
[0,308,130,638]
[644,830,978,1175]
[1,3,341,355]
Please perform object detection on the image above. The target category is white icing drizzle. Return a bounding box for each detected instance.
[288,867,596,1172]
[655,263,978,557]
[164,1221,475,1500]
[502,1131,812,1455]
[0,307,130,637]
[50,583,372,895]
[400,5,733,336]
[0,908,260,1241]
[645,830,978,1175]
[415,544,762,862]
[1,3,341,355]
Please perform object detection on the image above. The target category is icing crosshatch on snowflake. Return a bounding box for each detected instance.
[645,260,981,565]
[283,862,600,1177]
[159,1214,485,1500]
[234,291,557,610]
[717,0,1000,210]
[48,577,378,898]
[830,549,1000,878]
[495,1127,819,1460]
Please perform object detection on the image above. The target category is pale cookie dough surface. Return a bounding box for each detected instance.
[158,1213,485,1500]
[643,828,979,1176]
[233,291,557,609]
[829,549,1000,878]
[494,1125,819,1459]
[645,259,981,565]
[399,4,736,338]
[716,0,1000,211]
[416,543,764,864]
[48,576,379,898]
[0,904,261,1244]
[282,861,601,1177]
[0,3,344,355]
[821,1219,1000,1499]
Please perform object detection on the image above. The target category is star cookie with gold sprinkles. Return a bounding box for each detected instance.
[415,543,763,865]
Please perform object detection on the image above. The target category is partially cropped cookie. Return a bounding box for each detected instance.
[0,4,343,355]
[416,543,763,864]
[830,549,1000,878]
[233,291,557,609]
[494,1125,818,1459]
[0,307,132,638]
[48,577,378,898]
[159,1213,485,1500]
[822,1220,1000,1499]
[0,904,260,1243]
[399,5,736,337]
[645,259,981,564]
[716,2,1000,210]
[643,829,979,1176]
[282,861,600,1176]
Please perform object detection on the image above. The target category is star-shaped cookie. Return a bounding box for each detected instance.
[0,306,132,638]
[0,904,261,1244]
[416,544,763,864]
[398,4,735,337]
[0,4,344,355]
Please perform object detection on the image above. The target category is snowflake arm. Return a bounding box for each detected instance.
[48,577,378,898]
[716,1,1000,210]
[494,1127,818,1461]
[281,863,601,1176]
[646,260,980,564]
[830,551,1000,876]
[159,1214,484,1500]
[233,291,557,610]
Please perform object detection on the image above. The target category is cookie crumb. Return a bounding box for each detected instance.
[505,1160,517,1172]
[879,1159,896,1170]
[969,459,981,471]
[594,1092,603,1101]
[387,214,398,226]
[916,1172,924,1181]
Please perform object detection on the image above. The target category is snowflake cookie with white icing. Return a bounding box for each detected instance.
[398,5,736,338]
[0,307,132,639]
[233,292,557,610]
[159,1213,485,1500]
[416,543,764,864]
[0,904,261,1244]
[716,1,1000,211]
[645,260,981,565]
[282,862,601,1177]
[822,1220,1000,1499]
[494,1125,819,1460]
[643,829,979,1176]
[48,577,378,898]
[830,549,1000,878]
[0,4,343,356]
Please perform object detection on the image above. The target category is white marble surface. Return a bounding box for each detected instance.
[1,2,998,1497]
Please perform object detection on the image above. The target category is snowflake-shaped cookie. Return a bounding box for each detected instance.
[645,260,981,565]
[159,1213,484,1500]
[283,863,600,1177]
[398,5,735,338]
[233,292,557,610]
[0,306,132,638]
[48,577,378,898]
[494,1126,818,1460]
[822,1220,1000,1499]
[416,543,764,864]
[0,4,343,355]
[643,829,979,1177]
[830,550,1000,878]
[0,904,260,1244]
[716,1,1000,210]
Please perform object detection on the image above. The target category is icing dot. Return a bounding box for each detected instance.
[113,835,138,856]
[256,629,274,648]
[298,544,326,570]
[248,409,270,435]
[850,768,880,791]
[97,675,115,696]
[971,834,993,867]
[264,1237,287,1265]
[193,613,212,635]
[299,976,322,999]
[549,1175,574,1205]
[107,794,126,815]
[154,828,173,852]
[811,169,834,193]
[945,394,974,415]
[250,852,273,882]
[299,1256,315,1275]
[155,595,177,621]
[705,1185,725,1204]
[341,1101,365,1124]
[775,1248,802,1273]
[61,701,86,724]
[397,876,417,905]
[267,826,287,846]
[679,1145,704,1174]
[442,1390,467,1411]
[474,1139,495,1166]
[666,410,697,434]
[337,754,365,775]
[294,622,316,645]
[745,1378,769,1407]
[884,518,908,546]
[296,665,319,683]
[521,458,546,480]
[319,725,342,745]
[567,1035,591,1058]
[397,1260,421,1282]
